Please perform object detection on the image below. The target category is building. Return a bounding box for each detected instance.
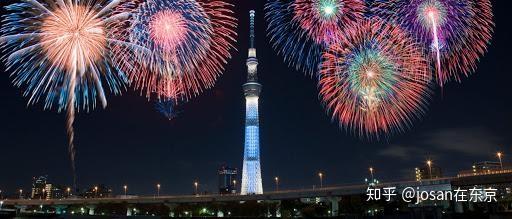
[473,161,502,172]
[218,165,238,194]
[457,161,512,177]
[31,175,48,199]
[45,184,64,200]
[415,165,442,181]
[83,185,112,199]
[241,10,263,195]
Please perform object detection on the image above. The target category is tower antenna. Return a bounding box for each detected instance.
[249,10,255,48]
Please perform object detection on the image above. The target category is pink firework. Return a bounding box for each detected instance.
[372,0,494,86]
[149,10,188,53]
[319,18,431,138]
[110,0,237,100]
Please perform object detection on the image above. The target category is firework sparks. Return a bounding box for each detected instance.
[0,0,129,188]
[155,99,180,120]
[371,0,494,86]
[265,0,366,75]
[319,19,431,138]
[111,0,237,100]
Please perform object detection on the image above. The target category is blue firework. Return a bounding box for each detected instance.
[155,100,180,120]
[265,0,366,75]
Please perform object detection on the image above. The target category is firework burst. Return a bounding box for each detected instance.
[0,0,130,188]
[110,0,237,100]
[319,18,431,138]
[371,0,494,86]
[265,0,366,75]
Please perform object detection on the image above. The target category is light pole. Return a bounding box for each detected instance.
[0,201,3,210]
[274,177,279,191]
[194,181,199,195]
[19,189,23,199]
[497,152,504,170]
[369,167,374,183]
[67,187,71,198]
[427,160,433,179]
[232,180,237,192]
[318,172,323,188]
[157,184,161,197]
[94,186,98,198]
[41,189,45,200]
[123,185,127,196]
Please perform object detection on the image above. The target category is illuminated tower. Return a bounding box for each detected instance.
[241,10,263,195]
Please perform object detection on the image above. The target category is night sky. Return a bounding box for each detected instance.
[1,0,511,196]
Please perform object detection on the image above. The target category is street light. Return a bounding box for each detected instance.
[318,172,324,188]
[67,187,71,198]
[275,176,280,191]
[19,189,23,199]
[369,167,374,183]
[426,160,433,179]
[232,180,237,191]
[94,186,98,198]
[497,152,504,170]
[123,185,128,196]
[41,189,45,200]
[157,184,161,197]
[194,181,199,195]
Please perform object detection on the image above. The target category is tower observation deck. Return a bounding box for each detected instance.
[240,10,263,195]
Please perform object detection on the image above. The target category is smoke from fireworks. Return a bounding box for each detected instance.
[110,0,237,100]
[371,0,494,86]
[0,0,129,188]
[319,19,431,138]
[265,0,366,75]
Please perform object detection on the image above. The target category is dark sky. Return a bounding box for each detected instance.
[1,0,511,196]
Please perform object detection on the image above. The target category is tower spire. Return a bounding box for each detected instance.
[241,10,263,195]
[249,10,255,49]
[246,10,258,82]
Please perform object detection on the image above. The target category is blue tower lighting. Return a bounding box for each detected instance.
[241,10,263,195]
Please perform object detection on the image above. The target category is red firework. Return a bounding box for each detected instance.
[319,18,431,138]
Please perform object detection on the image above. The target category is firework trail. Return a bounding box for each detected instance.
[155,99,180,120]
[371,0,494,86]
[110,0,237,100]
[265,0,366,75]
[319,18,431,139]
[0,0,130,189]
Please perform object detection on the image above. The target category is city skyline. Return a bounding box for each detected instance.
[1,0,511,197]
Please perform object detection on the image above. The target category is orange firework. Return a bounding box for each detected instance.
[0,0,130,189]
[40,5,107,72]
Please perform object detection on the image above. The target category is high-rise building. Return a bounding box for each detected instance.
[241,10,263,195]
[31,175,48,199]
[218,165,238,194]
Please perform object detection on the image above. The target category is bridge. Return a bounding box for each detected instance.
[1,173,510,217]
